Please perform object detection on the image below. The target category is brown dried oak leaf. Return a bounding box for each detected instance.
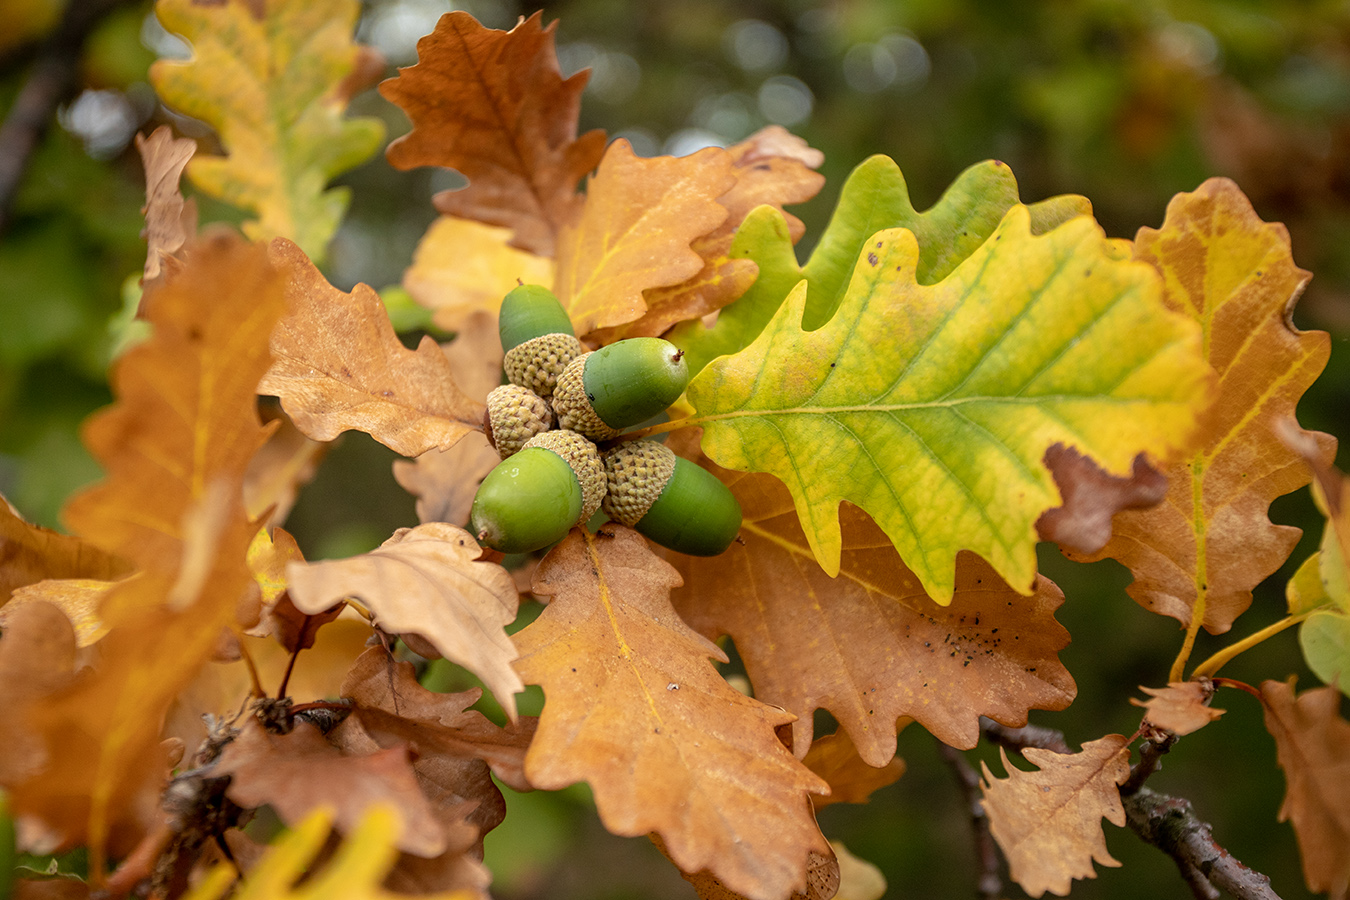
[0,496,129,604]
[1066,179,1336,635]
[553,140,737,336]
[803,728,906,808]
[1132,681,1224,736]
[667,456,1075,767]
[980,734,1132,898]
[135,125,197,282]
[259,238,484,458]
[380,11,605,257]
[1261,678,1350,899]
[286,522,522,719]
[513,527,830,900]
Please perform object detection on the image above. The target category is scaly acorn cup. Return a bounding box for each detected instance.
[484,384,553,458]
[552,337,689,440]
[601,441,742,556]
[499,283,584,399]
[469,430,605,554]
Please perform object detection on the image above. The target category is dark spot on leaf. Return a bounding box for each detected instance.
[867,252,879,266]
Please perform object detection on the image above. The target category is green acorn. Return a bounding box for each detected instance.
[484,384,553,458]
[601,441,742,556]
[499,283,584,399]
[470,429,605,554]
[552,338,689,440]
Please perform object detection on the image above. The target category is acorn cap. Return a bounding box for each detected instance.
[485,384,554,458]
[503,332,585,399]
[523,429,606,524]
[552,351,620,440]
[602,441,678,526]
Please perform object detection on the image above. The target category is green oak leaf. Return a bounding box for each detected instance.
[1301,611,1350,697]
[686,205,1213,602]
[670,155,1090,377]
[150,0,385,263]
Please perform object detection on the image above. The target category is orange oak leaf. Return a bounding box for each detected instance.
[1035,444,1168,554]
[1261,678,1350,899]
[402,218,555,333]
[1066,179,1336,636]
[591,126,825,343]
[0,496,129,602]
[3,578,115,647]
[1281,418,1350,570]
[243,406,327,527]
[552,140,737,336]
[258,238,484,458]
[0,601,77,786]
[380,11,606,257]
[803,728,906,808]
[513,527,831,900]
[1132,681,1224,736]
[286,523,522,718]
[392,313,505,526]
[135,125,197,281]
[652,835,840,900]
[214,719,450,858]
[980,734,1132,898]
[667,457,1075,766]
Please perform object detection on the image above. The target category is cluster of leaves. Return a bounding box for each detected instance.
[1,3,1349,900]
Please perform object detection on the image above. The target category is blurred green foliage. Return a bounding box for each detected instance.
[2,0,1348,897]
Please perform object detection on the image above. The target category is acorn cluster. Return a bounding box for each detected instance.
[470,284,743,557]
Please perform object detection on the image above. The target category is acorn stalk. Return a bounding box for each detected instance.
[602,441,742,556]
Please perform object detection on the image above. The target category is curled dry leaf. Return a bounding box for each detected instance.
[513,527,830,900]
[380,11,605,257]
[286,523,522,719]
[1036,445,1168,554]
[215,720,448,858]
[259,239,485,458]
[1068,179,1336,634]
[1132,681,1224,736]
[803,729,906,808]
[1261,678,1350,899]
[553,140,737,336]
[980,734,1132,898]
[666,450,1075,766]
[0,496,129,605]
[135,125,197,282]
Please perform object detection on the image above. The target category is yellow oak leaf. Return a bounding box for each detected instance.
[980,735,1132,897]
[553,140,737,336]
[402,217,555,333]
[0,496,129,603]
[184,805,477,900]
[1261,678,1350,899]
[150,0,385,262]
[513,527,830,900]
[259,239,485,458]
[380,11,605,257]
[286,523,522,719]
[1066,179,1336,640]
[667,448,1075,765]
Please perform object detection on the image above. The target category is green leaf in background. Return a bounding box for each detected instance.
[670,155,1091,377]
[1298,503,1350,696]
[686,206,1212,602]
[149,0,385,263]
[1301,611,1350,697]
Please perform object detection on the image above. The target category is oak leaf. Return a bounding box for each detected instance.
[0,602,77,787]
[1131,681,1224,735]
[402,218,555,333]
[513,527,831,900]
[392,313,506,526]
[150,0,385,261]
[802,729,906,808]
[380,11,605,257]
[0,497,128,602]
[668,458,1075,764]
[591,126,825,343]
[553,140,737,335]
[243,408,327,527]
[671,154,1092,378]
[1261,678,1350,899]
[286,522,522,718]
[184,805,477,900]
[1066,179,1336,634]
[259,239,484,458]
[3,579,114,647]
[687,204,1212,601]
[135,125,197,281]
[980,734,1132,897]
[653,836,840,900]
[1035,444,1168,554]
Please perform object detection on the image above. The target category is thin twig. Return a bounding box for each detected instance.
[979,718,1072,755]
[1123,786,1284,900]
[935,741,1002,900]
[1120,726,1177,797]
[0,0,134,232]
